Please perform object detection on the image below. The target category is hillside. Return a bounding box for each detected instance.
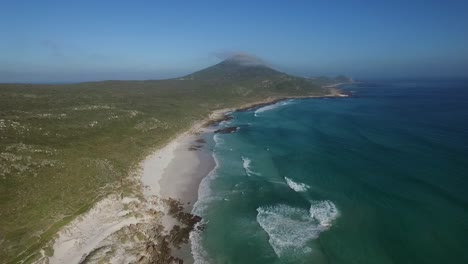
[0,57,347,263]
[186,54,285,81]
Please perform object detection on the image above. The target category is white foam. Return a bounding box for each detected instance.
[190,221,211,264]
[192,152,220,217]
[242,156,260,176]
[256,201,338,258]
[309,200,339,227]
[190,170,217,264]
[218,119,232,126]
[213,133,224,146]
[254,100,293,117]
[284,177,310,192]
[190,135,223,263]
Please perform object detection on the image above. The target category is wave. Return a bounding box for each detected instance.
[254,100,293,117]
[190,221,211,264]
[190,136,223,264]
[284,177,310,192]
[256,201,339,258]
[213,133,224,146]
[309,200,339,227]
[190,169,217,264]
[242,156,260,176]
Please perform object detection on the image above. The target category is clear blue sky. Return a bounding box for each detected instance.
[1,0,467,82]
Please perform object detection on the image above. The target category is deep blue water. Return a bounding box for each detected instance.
[191,80,468,264]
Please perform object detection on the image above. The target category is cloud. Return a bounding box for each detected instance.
[213,51,267,66]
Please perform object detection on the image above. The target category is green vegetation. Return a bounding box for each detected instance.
[309,75,354,86]
[0,57,341,262]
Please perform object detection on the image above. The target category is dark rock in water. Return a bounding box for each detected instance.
[214,126,238,134]
[221,114,234,122]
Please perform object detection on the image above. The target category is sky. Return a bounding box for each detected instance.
[1,0,467,82]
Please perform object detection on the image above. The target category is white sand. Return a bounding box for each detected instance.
[142,123,214,203]
[47,195,140,264]
[141,138,181,197]
[158,131,215,208]
[36,122,211,264]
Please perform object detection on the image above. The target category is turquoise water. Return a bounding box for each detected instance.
[191,80,468,264]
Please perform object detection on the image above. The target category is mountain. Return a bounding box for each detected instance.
[177,55,334,97]
[185,54,286,81]
[187,57,355,95]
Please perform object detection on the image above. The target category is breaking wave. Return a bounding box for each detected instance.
[256,201,339,258]
[254,100,293,117]
[191,136,223,264]
[190,220,211,264]
[213,133,224,146]
[284,177,310,192]
[309,200,339,227]
[242,156,260,176]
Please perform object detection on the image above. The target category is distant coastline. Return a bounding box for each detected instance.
[208,86,350,124]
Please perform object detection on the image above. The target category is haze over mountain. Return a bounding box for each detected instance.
[186,54,283,81]
[179,54,339,96]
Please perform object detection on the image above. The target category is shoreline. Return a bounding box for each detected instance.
[160,88,351,263]
[206,88,350,125]
[35,86,350,264]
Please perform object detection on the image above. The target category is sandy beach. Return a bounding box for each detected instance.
[33,90,349,264]
[141,127,214,203]
[33,118,217,264]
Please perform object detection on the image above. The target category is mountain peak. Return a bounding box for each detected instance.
[185,54,283,81]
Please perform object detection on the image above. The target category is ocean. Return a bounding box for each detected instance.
[191,80,468,264]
